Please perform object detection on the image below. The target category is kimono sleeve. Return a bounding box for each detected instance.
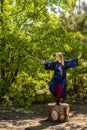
[64,58,78,69]
[44,62,55,70]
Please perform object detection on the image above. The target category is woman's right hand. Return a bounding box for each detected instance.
[41,60,46,64]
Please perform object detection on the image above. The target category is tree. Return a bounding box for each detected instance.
[59,1,87,101]
[1,0,86,106]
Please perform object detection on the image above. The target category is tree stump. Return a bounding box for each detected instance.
[47,103,70,122]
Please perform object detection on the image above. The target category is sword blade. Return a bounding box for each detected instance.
[23,53,43,62]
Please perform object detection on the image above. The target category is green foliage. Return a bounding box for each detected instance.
[0,0,87,106]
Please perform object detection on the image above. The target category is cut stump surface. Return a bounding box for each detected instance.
[47,103,70,122]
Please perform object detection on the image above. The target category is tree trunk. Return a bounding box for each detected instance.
[47,103,70,122]
[1,0,5,78]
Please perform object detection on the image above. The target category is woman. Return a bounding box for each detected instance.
[42,52,82,105]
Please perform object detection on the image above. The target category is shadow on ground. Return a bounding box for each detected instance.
[0,103,87,130]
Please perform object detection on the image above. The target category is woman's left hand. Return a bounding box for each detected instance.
[78,53,82,60]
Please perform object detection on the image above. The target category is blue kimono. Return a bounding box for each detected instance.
[44,58,78,100]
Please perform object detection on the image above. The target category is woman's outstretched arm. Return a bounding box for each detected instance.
[65,53,82,69]
[42,60,55,70]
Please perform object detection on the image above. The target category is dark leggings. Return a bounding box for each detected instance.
[49,83,63,100]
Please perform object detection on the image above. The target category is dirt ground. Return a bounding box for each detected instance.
[0,103,87,130]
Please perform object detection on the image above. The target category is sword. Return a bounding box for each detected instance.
[22,53,43,62]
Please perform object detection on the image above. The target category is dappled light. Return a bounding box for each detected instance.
[0,0,87,129]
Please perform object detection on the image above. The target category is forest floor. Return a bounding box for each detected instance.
[0,103,87,130]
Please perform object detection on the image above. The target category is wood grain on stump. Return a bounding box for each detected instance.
[47,103,70,122]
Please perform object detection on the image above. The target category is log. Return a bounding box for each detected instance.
[47,103,70,122]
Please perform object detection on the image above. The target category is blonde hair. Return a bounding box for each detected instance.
[56,52,64,66]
